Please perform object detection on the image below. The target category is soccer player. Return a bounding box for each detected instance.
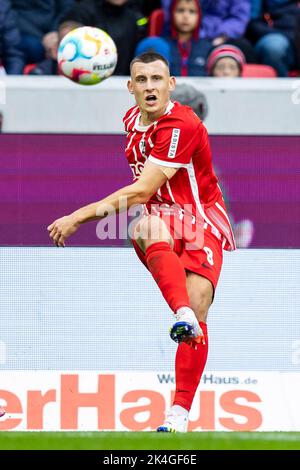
[48,52,236,433]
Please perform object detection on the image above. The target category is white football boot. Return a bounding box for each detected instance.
[157,406,189,433]
[170,306,204,349]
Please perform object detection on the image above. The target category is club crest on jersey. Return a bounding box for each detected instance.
[139,139,146,157]
[168,128,180,159]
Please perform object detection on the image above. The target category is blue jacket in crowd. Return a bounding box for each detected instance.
[251,0,295,18]
[248,0,300,42]
[11,0,75,38]
[165,0,211,76]
[162,0,251,39]
[0,0,24,74]
[199,0,251,39]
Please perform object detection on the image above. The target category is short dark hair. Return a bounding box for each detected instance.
[130,52,170,73]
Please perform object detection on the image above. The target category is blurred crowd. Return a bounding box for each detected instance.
[0,0,300,77]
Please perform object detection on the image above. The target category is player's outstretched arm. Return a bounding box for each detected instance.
[47,161,178,247]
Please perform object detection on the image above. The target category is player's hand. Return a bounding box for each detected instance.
[47,215,81,247]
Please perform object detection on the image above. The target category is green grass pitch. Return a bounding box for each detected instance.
[0,432,300,450]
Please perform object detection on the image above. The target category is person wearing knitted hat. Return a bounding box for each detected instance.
[207,44,246,77]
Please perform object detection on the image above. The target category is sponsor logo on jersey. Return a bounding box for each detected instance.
[168,128,180,159]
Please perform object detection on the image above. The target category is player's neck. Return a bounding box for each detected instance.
[139,102,171,126]
[139,113,158,126]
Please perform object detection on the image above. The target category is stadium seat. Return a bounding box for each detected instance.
[23,64,36,75]
[288,70,300,77]
[242,64,277,78]
[148,9,164,36]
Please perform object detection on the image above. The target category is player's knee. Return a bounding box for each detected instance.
[133,216,173,249]
[192,305,208,323]
[190,292,211,323]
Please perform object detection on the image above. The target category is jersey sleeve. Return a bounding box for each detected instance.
[148,119,201,168]
[123,105,139,132]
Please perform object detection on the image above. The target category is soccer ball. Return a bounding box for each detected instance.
[57,26,118,85]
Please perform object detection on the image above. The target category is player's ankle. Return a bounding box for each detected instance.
[171,404,189,418]
[175,306,196,321]
[157,404,189,433]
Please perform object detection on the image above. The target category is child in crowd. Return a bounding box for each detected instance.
[207,44,246,77]
[136,0,212,76]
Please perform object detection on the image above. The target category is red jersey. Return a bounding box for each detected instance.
[123,101,235,251]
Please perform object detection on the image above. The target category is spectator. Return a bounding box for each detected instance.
[0,0,24,74]
[162,0,255,61]
[28,21,81,75]
[63,0,148,75]
[198,0,251,44]
[207,44,246,77]
[11,0,75,64]
[135,36,171,62]
[247,0,300,76]
[171,82,209,120]
[250,0,262,19]
[136,0,212,76]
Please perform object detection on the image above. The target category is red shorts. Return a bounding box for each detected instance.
[131,204,224,293]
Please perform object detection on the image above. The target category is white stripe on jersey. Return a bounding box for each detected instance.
[165,101,175,113]
[211,225,222,240]
[186,162,220,232]
[133,145,138,162]
[206,205,236,250]
[216,202,231,224]
[148,155,187,168]
[127,112,139,130]
[214,203,236,249]
[126,132,136,151]
[124,106,139,125]
[166,180,176,203]
[156,188,163,202]
[143,204,149,215]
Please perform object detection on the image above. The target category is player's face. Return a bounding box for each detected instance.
[128,60,176,121]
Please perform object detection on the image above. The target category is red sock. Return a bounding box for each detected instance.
[145,242,190,313]
[173,322,208,411]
